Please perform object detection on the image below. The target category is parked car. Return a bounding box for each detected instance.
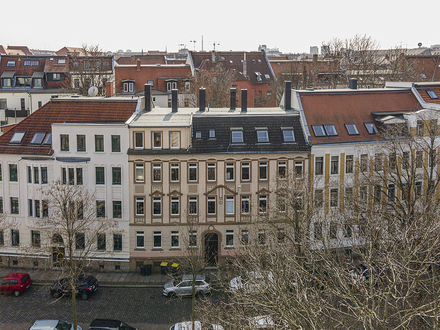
[229,271,274,294]
[50,274,98,300]
[28,319,81,330]
[0,272,32,296]
[88,319,137,330]
[163,274,211,297]
[248,316,276,330]
[169,321,223,330]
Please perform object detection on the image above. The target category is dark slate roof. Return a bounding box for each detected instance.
[190,114,309,154]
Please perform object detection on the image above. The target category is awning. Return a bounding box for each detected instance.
[32,72,44,78]
[1,71,15,78]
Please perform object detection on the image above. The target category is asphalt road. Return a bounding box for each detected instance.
[0,284,210,330]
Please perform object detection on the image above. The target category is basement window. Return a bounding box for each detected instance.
[427,90,439,99]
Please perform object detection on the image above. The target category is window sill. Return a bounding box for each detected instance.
[224,246,234,249]
[135,248,146,251]
[152,248,163,251]
[170,247,181,250]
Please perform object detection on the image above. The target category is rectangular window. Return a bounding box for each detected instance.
[170,132,180,149]
[68,168,75,185]
[241,196,250,214]
[188,197,198,215]
[259,162,268,180]
[28,166,32,183]
[207,196,216,215]
[295,161,303,177]
[360,186,368,204]
[135,164,144,182]
[113,201,122,218]
[112,135,121,152]
[282,129,295,142]
[34,200,40,218]
[258,230,266,245]
[256,130,269,143]
[136,231,145,248]
[331,156,339,174]
[12,229,20,246]
[402,152,410,170]
[315,157,323,175]
[314,223,323,240]
[374,153,383,171]
[225,196,234,215]
[330,188,338,207]
[226,230,234,247]
[152,164,161,182]
[170,163,179,182]
[388,184,396,202]
[415,181,422,197]
[171,231,179,248]
[278,195,287,212]
[344,224,352,238]
[136,197,145,216]
[77,135,86,152]
[0,230,3,245]
[0,164,2,181]
[241,162,250,181]
[41,167,48,184]
[231,130,243,143]
[95,135,104,152]
[416,151,423,168]
[360,154,368,172]
[33,167,39,184]
[60,134,69,151]
[346,155,353,173]
[0,197,3,213]
[330,223,337,239]
[374,185,382,204]
[171,197,180,215]
[134,132,144,149]
[152,197,162,216]
[417,120,423,136]
[278,161,287,179]
[188,163,197,182]
[209,129,215,138]
[389,153,397,171]
[11,197,19,214]
[314,189,323,208]
[95,167,105,184]
[153,231,162,248]
[259,195,267,213]
[113,234,122,251]
[96,201,105,218]
[207,163,216,181]
[42,200,48,217]
[76,168,83,185]
[153,132,162,149]
[32,231,41,247]
[97,234,106,251]
[29,199,33,217]
[241,230,249,245]
[9,164,18,182]
[112,167,121,185]
[226,163,235,181]
[61,167,67,184]
[75,233,85,250]
[189,231,197,247]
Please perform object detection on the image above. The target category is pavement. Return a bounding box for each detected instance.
[0,266,225,288]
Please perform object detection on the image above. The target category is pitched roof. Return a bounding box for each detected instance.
[0,98,138,155]
[43,57,69,73]
[116,55,166,65]
[406,55,440,81]
[0,45,6,55]
[7,46,33,55]
[415,85,440,104]
[298,89,423,144]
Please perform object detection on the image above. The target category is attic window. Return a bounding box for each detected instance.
[7,61,15,67]
[58,59,66,64]
[255,72,262,82]
[209,129,215,138]
[258,59,261,62]
[324,124,338,136]
[312,125,326,137]
[30,132,46,144]
[43,133,52,145]
[10,132,25,144]
[195,131,202,139]
[426,90,439,99]
[231,129,244,143]
[264,74,270,79]
[364,122,378,134]
[282,129,295,142]
[345,123,359,135]
[256,129,269,143]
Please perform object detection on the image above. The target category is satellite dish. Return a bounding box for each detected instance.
[88,86,99,97]
[418,42,422,47]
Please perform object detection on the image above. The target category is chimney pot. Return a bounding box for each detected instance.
[241,89,247,112]
[144,84,152,112]
[199,88,206,112]
[171,89,178,112]
[230,88,236,110]
[284,81,292,110]
[349,78,358,89]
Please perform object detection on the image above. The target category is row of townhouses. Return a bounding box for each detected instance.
[0,81,439,271]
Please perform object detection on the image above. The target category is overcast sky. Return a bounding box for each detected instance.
[2,0,439,54]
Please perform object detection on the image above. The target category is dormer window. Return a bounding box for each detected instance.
[7,61,15,67]
[364,122,378,134]
[231,129,244,143]
[30,132,46,144]
[282,128,295,142]
[167,81,177,91]
[256,129,269,143]
[427,90,439,99]
[264,74,270,79]
[58,59,66,64]
[10,132,25,144]
[255,72,262,82]
[122,80,135,94]
[209,129,215,138]
[345,123,359,135]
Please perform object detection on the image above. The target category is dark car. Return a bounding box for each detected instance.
[88,319,137,330]
[0,272,32,296]
[50,274,98,300]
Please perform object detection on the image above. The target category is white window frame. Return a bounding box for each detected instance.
[188,197,198,215]
[188,163,198,182]
[259,195,267,214]
[152,197,162,216]
[170,131,180,149]
[226,230,234,247]
[259,162,268,180]
[207,196,216,215]
[189,231,197,247]
[225,196,234,215]
[225,163,235,181]
[152,164,162,182]
[171,197,180,216]
[207,163,216,181]
[135,197,145,216]
[278,161,287,179]
[153,231,162,249]
[171,231,179,248]
[231,130,243,143]
[135,164,144,183]
[241,196,250,214]
[134,132,144,149]
[241,162,250,181]
[170,163,180,182]
[136,231,145,248]
[256,130,269,143]
[152,132,162,149]
[282,129,295,142]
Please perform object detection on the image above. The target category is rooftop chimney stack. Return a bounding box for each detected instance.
[171,89,178,112]
[212,51,216,63]
[144,84,152,112]
[243,53,247,77]
[137,58,141,71]
[105,81,114,97]
[199,88,206,112]
[349,78,358,89]
[241,89,247,112]
[284,81,292,110]
[230,88,236,110]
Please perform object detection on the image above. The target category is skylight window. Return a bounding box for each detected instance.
[264,74,270,79]
[427,90,439,99]
[195,131,201,139]
[255,72,262,82]
[43,133,52,145]
[209,129,215,138]
[312,125,326,137]
[282,129,295,142]
[364,122,378,134]
[30,132,46,144]
[324,124,338,136]
[231,130,243,143]
[10,132,25,144]
[257,130,269,143]
[58,59,66,64]
[345,123,359,135]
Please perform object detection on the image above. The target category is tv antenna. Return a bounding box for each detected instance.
[213,41,220,51]
[190,40,197,51]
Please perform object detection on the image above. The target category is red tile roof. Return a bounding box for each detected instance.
[43,57,69,73]
[116,55,166,65]
[0,98,137,155]
[406,55,440,82]
[299,89,423,144]
[415,86,440,104]
[7,46,33,56]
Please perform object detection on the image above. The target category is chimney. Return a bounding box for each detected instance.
[349,78,358,89]
[230,88,236,110]
[212,51,216,63]
[243,53,247,77]
[284,81,292,110]
[105,81,114,97]
[199,88,206,112]
[136,58,141,71]
[171,89,178,112]
[241,89,247,112]
[144,84,152,112]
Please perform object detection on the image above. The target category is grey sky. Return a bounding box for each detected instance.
[2,0,439,53]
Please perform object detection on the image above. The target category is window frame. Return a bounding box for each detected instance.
[112,167,121,185]
[111,135,121,152]
[170,131,180,149]
[225,163,235,181]
[135,164,144,183]
[259,195,267,214]
[152,197,162,216]
[112,201,122,218]
[278,161,287,179]
[188,163,198,182]
[152,132,162,149]
[153,231,162,249]
[207,163,216,182]
[60,134,69,151]
[95,135,104,152]
[259,162,268,180]
[207,196,216,215]
[135,197,145,216]
[113,234,122,251]
[136,231,145,249]
[77,135,86,152]
[171,231,179,248]
[282,129,295,142]
[170,163,180,182]
[152,164,161,182]
[256,129,269,143]
[134,132,144,149]
[241,195,250,214]
[171,197,180,216]
[225,230,234,247]
[95,167,105,185]
[330,156,339,175]
[241,162,250,182]
[225,196,235,215]
[231,130,243,143]
[345,123,359,135]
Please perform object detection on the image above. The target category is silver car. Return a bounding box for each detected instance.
[169,321,223,330]
[29,319,82,330]
[163,274,211,297]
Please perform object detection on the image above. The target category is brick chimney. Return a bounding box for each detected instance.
[241,89,247,112]
[144,84,152,112]
[230,88,236,110]
[172,89,178,112]
[137,58,141,71]
[105,81,114,97]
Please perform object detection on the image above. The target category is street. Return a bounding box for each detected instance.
[0,284,208,330]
